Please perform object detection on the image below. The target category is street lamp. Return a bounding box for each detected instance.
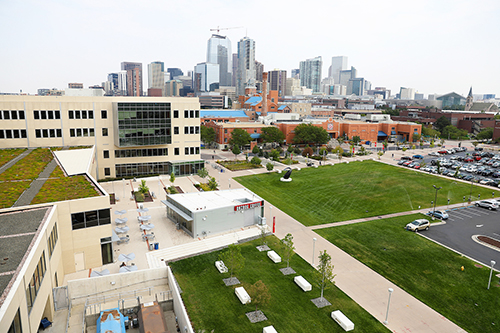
[488,260,496,290]
[383,288,394,325]
[229,178,231,189]
[432,185,442,216]
[312,238,317,265]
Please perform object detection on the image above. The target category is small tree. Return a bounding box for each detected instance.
[269,149,280,161]
[252,145,260,154]
[287,145,294,153]
[247,280,271,316]
[352,136,361,145]
[302,146,314,157]
[472,141,479,148]
[232,145,241,160]
[138,179,149,194]
[260,227,268,245]
[197,167,209,180]
[219,244,244,278]
[170,172,175,185]
[250,156,262,166]
[377,151,384,160]
[208,176,218,191]
[316,250,336,301]
[266,162,274,172]
[281,233,295,268]
[402,147,407,153]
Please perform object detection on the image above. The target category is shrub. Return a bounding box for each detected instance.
[250,156,262,165]
[302,146,314,157]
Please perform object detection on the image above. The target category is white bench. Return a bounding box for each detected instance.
[215,260,228,273]
[263,325,278,333]
[294,275,312,292]
[267,250,281,263]
[331,310,354,331]
[235,287,251,304]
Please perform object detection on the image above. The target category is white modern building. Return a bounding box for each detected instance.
[299,56,322,93]
[236,37,256,96]
[195,62,220,92]
[207,34,232,87]
[148,61,165,90]
[329,56,348,84]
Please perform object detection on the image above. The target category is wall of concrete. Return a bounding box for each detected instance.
[166,266,194,333]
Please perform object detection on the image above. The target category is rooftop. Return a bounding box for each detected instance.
[200,110,249,118]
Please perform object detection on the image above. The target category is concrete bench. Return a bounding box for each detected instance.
[294,275,312,292]
[331,310,354,331]
[267,250,281,263]
[263,325,278,333]
[235,286,251,304]
[215,260,228,273]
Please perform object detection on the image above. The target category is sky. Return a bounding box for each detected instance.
[1,0,499,97]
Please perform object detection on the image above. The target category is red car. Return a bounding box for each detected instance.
[464,157,474,162]
[475,156,482,161]
[438,150,447,154]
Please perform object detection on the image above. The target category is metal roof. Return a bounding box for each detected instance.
[200,110,249,118]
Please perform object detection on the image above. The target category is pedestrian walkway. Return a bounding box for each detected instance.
[13,158,59,206]
[0,148,33,175]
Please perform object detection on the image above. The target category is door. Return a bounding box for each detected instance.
[74,252,85,271]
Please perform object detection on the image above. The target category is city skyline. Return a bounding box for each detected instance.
[1,0,499,97]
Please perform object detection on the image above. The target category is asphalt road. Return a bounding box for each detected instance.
[424,205,500,267]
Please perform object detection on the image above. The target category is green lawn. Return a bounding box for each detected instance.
[0,148,26,168]
[235,160,495,225]
[316,213,500,333]
[0,148,53,181]
[170,237,388,333]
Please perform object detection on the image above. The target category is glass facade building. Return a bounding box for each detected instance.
[299,56,322,93]
[115,160,204,178]
[115,102,171,147]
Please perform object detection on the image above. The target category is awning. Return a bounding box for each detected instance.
[391,131,396,135]
[250,133,261,139]
[111,229,120,242]
[161,200,193,221]
[378,131,388,137]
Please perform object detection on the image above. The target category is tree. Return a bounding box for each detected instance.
[436,160,441,174]
[261,127,285,145]
[316,250,336,301]
[138,179,149,194]
[476,127,493,141]
[260,226,268,245]
[422,125,440,138]
[219,244,244,278]
[281,233,295,268]
[208,176,218,191]
[333,146,343,161]
[377,151,383,160]
[337,137,344,145]
[351,136,361,145]
[472,141,479,147]
[197,167,209,180]
[252,145,260,154]
[293,124,330,145]
[287,145,294,153]
[441,125,468,140]
[412,133,421,142]
[170,172,175,185]
[229,128,252,149]
[266,162,274,172]
[200,125,216,148]
[435,116,451,132]
[250,156,261,166]
[302,146,314,157]
[247,280,271,315]
[231,145,241,160]
[269,149,280,161]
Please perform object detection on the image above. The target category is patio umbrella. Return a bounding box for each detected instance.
[90,269,110,277]
[115,217,128,224]
[119,265,138,273]
[138,215,151,221]
[118,253,136,262]
[115,226,130,234]
[137,207,149,213]
[114,210,126,216]
[140,223,155,231]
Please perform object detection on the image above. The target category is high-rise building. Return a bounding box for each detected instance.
[167,68,183,81]
[291,69,300,79]
[232,53,238,87]
[165,80,183,97]
[400,87,415,100]
[255,61,264,83]
[269,70,287,97]
[338,67,357,87]
[348,78,366,96]
[329,56,348,84]
[299,56,322,93]
[117,71,127,96]
[194,62,220,92]
[121,62,143,96]
[207,34,232,86]
[236,37,256,96]
[148,61,165,90]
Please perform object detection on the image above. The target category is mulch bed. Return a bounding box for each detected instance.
[280,267,296,275]
[256,245,270,252]
[477,235,500,249]
[311,297,332,308]
[245,310,267,323]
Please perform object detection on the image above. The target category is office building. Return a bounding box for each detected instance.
[148,61,165,90]
[232,53,238,87]
[269,70,287,97]
[291,69,300,79]
[121,62,143,96]
[400,87,416,100]
[207,34,232,87]
[167,68,183,81]
[236,37,256,97]
[338,67,357,87]
[68,83,83,89]
[329,56,348,84]
[165,80,183,97]
[299,56,322,93]
[194,62,220,92]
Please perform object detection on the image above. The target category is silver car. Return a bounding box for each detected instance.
[475,200,499,210]
[405,219,430,232]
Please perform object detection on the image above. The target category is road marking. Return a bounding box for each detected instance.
[476,225,484,228]
[468,208,489,216]
[451,211,473,219]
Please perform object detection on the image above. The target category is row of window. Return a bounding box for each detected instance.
[114,148,169,158]
[36,128,62,138]
[184,126,200,135]
[1,110,25,120]
[68,110,94,119]
[185,146,200,155]
[183,110,199,118]
[34,110,61,120]
[71,209,111,230]
[69,128,95,137]
[48,223,58,257]
[0,129,27,139]
[113,160,204,178]
[26,251,47,313]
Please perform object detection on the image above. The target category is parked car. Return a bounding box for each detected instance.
[413,154,424,159]
[405,219,430,231]
[426,210,449,220]
[475,200,499,210]
[475,147,484,151]
[438,150,448,154]
[464,157,474,163]
[428,152,440,156]
[401,156,412,160]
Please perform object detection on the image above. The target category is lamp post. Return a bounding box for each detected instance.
[488,260,496,290]
[312,238,317,266]
[383,288,394,325]
[229,178,231,189]
[432,185,442,216]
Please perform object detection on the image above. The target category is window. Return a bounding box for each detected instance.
[195,126,199,134]
[103,150,109,158]
[104,167,110,176]
[195,110,199,118]
[76,128,82,137]
[13,130,20,138]
[21,129,27,138]
[190,110,194,118]
[224,129,227,134]
[34,111,40,120]
[190,126,194,134]
[75,110,81,119]
[196,147,200,154]
[47,110,53,119]
[190,147,194,154]
[48,223,58,257]
[8,308,22,333]
[70,129,75,137]
[35,129,41,138]
[102,128,108,136]
[26,252,47,313]
[82,128,88,137]
[0,130,3,139]
[11,111,18,120]
[71,209,111,230]
[184,110,189,118]
[19,110,25,119]
[88,110,94,119]
[49,129,55,138]
[185,147,189,155]
[5,130,12,139]
[3,110,10,119]
[68,110,74,119]
[82,110,87,119]
[174,148,179,155]
[41,111,47,119]
[174,110,179,118]
[54,110,60,119]
[42,129,48,138]
[56,129,61,137]
[90,128,95,137]
[174,127,179,134]
[184,127,188,134]
[101,110,107,119]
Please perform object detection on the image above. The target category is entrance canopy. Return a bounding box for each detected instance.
[378,131,388,137]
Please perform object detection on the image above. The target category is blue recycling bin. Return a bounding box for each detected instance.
[154,242,159,250]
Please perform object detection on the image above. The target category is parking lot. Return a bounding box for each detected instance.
[423,205,500,266]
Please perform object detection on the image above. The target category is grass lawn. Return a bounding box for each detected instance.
[0,148,26,168]
[316,213,500,333]
[235,160,495,225]
[170,237,388,333]
[219,160,262,171]
[0,181,31,208]
[0,148,53,181]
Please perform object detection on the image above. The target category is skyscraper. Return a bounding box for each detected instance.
[121,62,143,96]
[269,70,287,96]
[207,34,232,86]
[148,61,165,90]
[236,37,256,96]
[194,62,220,92]
[329,56,348,84]
[299,56,322,93]
[339,67,357,87]
[167,68,184,81]
[291,69,300,79]
[232,53,238,87]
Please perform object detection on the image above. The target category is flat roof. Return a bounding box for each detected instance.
[54,148,94,176]
[220,122,269,128]
[168,189,263,212]
[0,207,51,306]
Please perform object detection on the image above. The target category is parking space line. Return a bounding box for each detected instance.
[451,211,476,218]
[466,208,489,216]
[448,215,462,221]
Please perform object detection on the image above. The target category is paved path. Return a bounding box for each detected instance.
[0,148,33,175]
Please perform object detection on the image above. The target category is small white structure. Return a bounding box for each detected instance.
[263,325,278,333]
[235,286,251,304]
[215,260,228,273]
[331,310,354,331]
[294,275,312,292]
[267,250,281,263]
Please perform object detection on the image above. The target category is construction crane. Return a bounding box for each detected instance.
[210,26,244,34]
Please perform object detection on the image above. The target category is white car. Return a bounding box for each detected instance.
[475,200,499,210]
[429,152,440,157]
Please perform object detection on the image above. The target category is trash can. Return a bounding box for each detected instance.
[149,243,154,251]
[154,242,159,250]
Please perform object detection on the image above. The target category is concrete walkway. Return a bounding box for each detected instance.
[13,158,59,207]
[0,148,33,175]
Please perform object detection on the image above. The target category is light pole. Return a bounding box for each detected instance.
[269,205,272,222]
[312,238,317,265]
[229,178,231,189]
[383,288,394,325]
[433,185,442,216]
[488,260,496,290]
